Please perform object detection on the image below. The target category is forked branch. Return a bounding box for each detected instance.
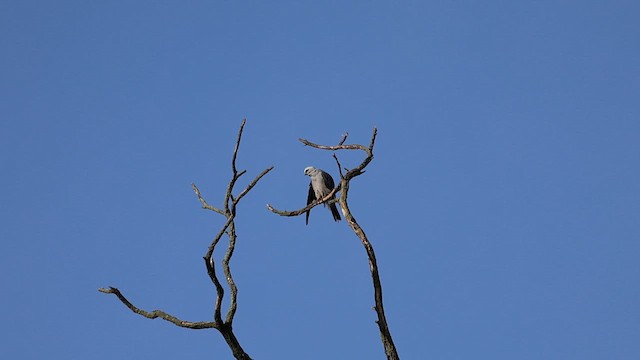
[100,119,271,360]
[267,128,399,360]
[191,119,272,359]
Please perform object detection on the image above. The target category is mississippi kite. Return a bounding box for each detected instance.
[304,166,341,225]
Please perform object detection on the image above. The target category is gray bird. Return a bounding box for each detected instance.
[304,166,341,225]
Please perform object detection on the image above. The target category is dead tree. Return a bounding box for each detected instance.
[267,129,400,360]
[99,119,272,360]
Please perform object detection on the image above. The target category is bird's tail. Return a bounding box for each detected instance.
[329,203,341,222]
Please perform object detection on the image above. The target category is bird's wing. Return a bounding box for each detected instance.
[307,182,316,204]
[306,182,316,225]
[320,171,335,192]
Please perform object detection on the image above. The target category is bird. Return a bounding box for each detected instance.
[304,166,341,225]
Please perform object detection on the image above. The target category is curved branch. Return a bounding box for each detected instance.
[333,128,398,360]
[299,128,376,180]
[223,221,239,324]
[266,185,340,218]
[204,251,226,324]
[98,287,217,329]
[339,181,398,360]
[221,165,273,325]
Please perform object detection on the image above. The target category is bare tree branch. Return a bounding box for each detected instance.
[193,183,225,215]
[268,128,399,360]
[100,119,270,360]
[338,132,349,146]
[98,287,217,329]
[332,153,345,179]
[267,184,340,217]
[234,167,272,205]
[191,119,272,359]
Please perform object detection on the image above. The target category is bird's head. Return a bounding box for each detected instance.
[304,166,317,176]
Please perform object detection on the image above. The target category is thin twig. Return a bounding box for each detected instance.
[192,183,225,215]
[338,132,349,145]
[231,120,246,176]
[332,153,344,180]
[235,167,274,205]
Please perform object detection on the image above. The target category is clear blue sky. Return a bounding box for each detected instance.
[1,1,639,359]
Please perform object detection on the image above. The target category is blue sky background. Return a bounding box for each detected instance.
[1,1,639,359]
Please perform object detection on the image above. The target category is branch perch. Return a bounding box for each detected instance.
[266,184,340,217]
[267,128,399,360]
